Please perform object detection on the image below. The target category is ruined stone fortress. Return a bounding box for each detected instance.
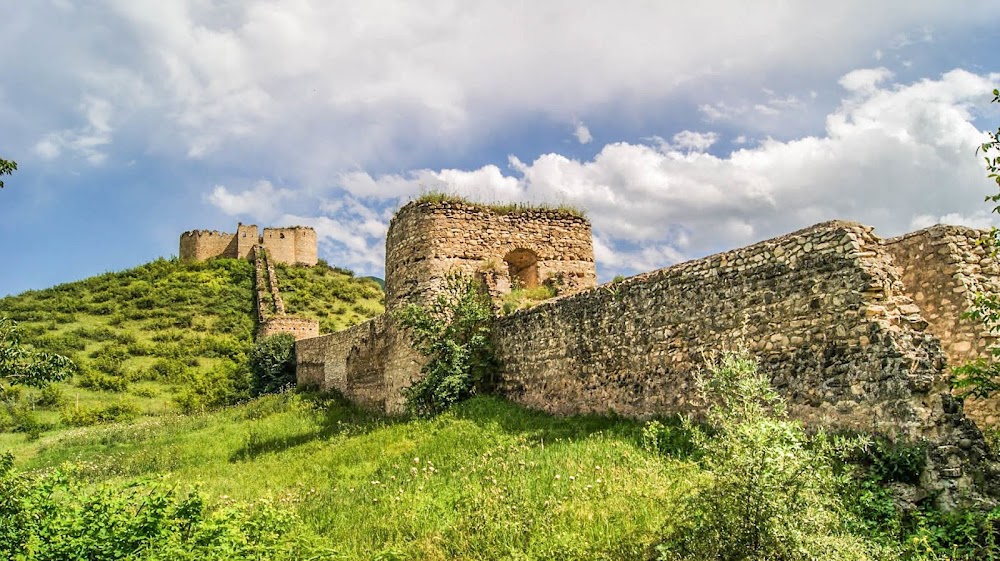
[179,223,318,266]
[180,224,320,340]
[296,199,1000,503]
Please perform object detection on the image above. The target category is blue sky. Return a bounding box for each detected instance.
[2,1,1000,297]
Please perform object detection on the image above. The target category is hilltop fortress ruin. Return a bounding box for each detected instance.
[179,223,318,266]
[180,224,320,340]
[296,199,1000,504]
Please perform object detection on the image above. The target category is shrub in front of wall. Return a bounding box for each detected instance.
[395,274,498,416]
[249,334,297,396]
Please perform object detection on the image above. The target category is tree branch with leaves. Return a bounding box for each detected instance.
[0,158,16,189]
[954,88,1000,399]
[0,318,75,398]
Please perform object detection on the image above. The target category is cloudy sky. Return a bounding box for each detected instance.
[2,1,1000,297]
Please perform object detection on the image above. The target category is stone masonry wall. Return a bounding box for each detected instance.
[296,315,420,410]
[887,225,1000,426]
[252,246,319,341]
[262,227,318,266]
[236,224,259,260]
[179,230,237,261]
[491,221,992,500]
[295,202,1000,505]
[259,317,320,340]
[385,201,597,310]
[179,224,317,265]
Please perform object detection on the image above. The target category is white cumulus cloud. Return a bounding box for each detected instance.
[292,69,1000,278]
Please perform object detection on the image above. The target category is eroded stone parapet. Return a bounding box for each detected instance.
[178,223,316,265]
[258,316,319,341]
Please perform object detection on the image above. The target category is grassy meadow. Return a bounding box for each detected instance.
[7,394,696,559]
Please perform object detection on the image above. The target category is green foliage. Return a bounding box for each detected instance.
[77,364,130,392]
[954,88,1000,398]
[174,361,251,413]
[36,383,65,407]
[860,436,928,485]
[0,452,307,560]
[0,317,75,396]
[657,352,879,560]
[61,400,140,426]
[900,506,1000,560]
[640,418,698,459]
[0,156,15,188]
[249,333,297,396]
[396,274,498,415]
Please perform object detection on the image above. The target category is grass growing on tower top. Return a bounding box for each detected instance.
[415,191,588,219]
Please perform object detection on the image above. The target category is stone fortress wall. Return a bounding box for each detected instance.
[295,201,1000,503]
[180,223,318,266]
[299,200,598,411]
[252,245,319,341]
[179,223,320,340]
[886,225,1000,426]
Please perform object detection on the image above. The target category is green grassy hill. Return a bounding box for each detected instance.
[0,257,384,432]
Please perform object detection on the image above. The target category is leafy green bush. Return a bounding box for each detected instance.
[174,361,251,413]
[77,364,129,392]
[395,274,498,416]
[249,333,297,396]
[656,352,879,560]
[61,400,140,426]
[0,400,47,436]
[36,384,65,407]
[0,317,75,396]
[0,453,306,560]
[640,418,698,459]
[901,506,1000,560]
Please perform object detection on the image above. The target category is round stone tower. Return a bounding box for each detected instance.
[384,199,597,310]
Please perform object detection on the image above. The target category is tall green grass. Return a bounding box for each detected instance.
[7,394,695,559]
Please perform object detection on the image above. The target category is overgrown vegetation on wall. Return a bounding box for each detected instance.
[657,352,878,560]
[396,274,497,415]
[416,191,588,218]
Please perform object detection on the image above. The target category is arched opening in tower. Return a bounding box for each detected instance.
[504,249,540,289]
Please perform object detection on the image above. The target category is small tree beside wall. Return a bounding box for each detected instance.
[395,274,498,416]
